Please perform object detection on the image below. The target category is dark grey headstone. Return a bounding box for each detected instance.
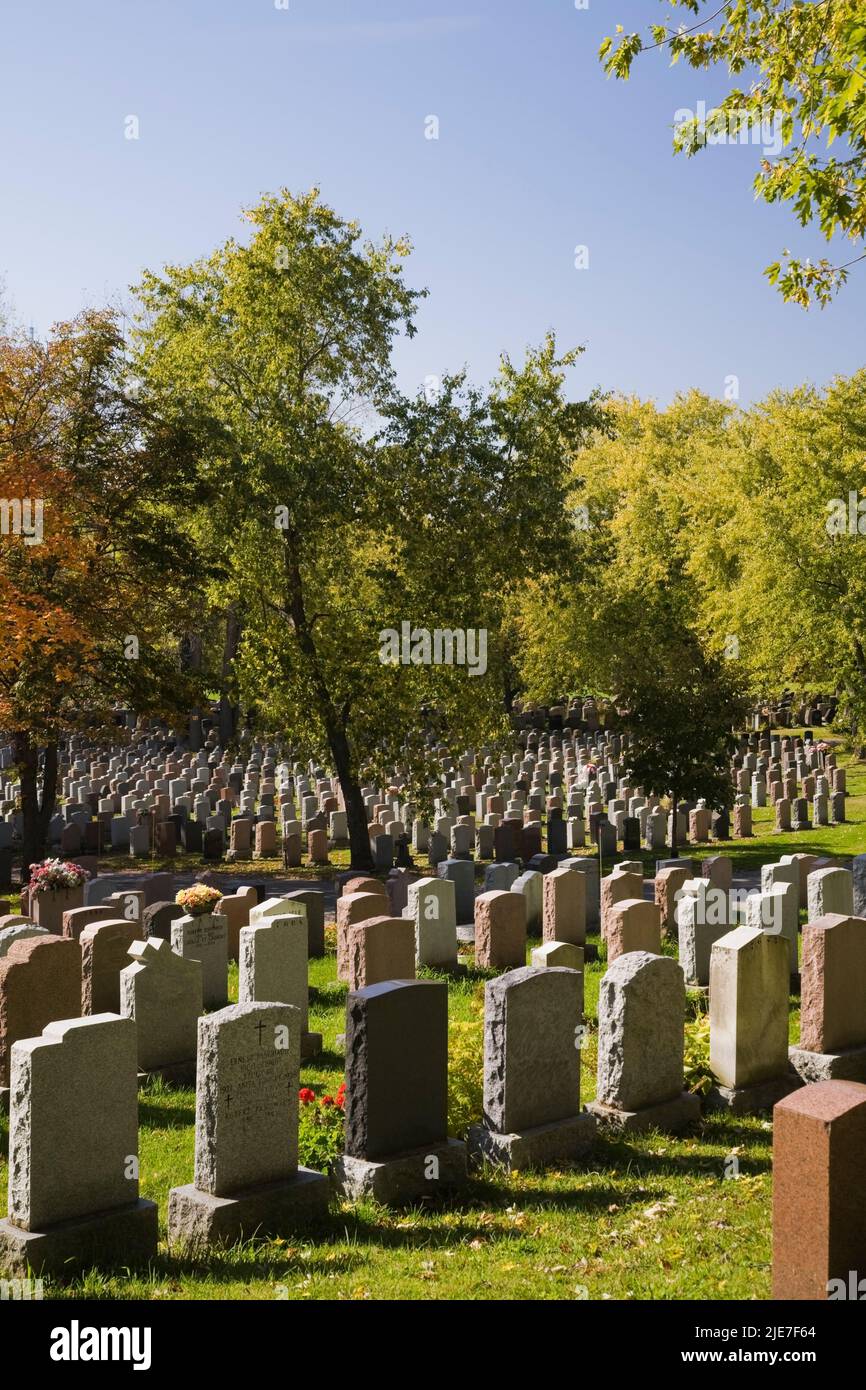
[527,853,557,875]
[203,828,224,860]
[853,854,866,918]
[712,808,730,839]
[143,900,184,941]
[427,831,449,868]
[547,817,567,856]
[282,889,326,957]
[520,824,542,860]
[622,817,641,852]
[181,819,203,853]
[141,872,175,906]
[394,836,414,869]
[436,858,475,923]
[493,822,519,862]
[344,979,448,1161]
[373,835,394,871]
[598,822,617,858]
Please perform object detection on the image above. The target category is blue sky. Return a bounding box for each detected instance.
[1,0,862,406]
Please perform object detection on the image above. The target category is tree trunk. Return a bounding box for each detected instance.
[218,606,242,746]
[281,537,373,872]
[15,732,59,883]
[328,719,374,872]
[502,648,518,714]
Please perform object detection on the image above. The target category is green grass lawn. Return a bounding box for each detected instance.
[0,736,861,1301]
[0,940,783,1302]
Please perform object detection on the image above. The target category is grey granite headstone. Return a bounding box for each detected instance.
[482,966,581,1132]
[193,1002,299,1196]
[167,1001,329,1245]
[120,936,202,1077]
[855,854,866,919]
[238,914,318,1055]
[83,878,122,908]
[468,966,595,1169]
[562,857,600,928]
[0,922,48,958]
[0,1014,157,1273]
[707,926,797,1112]
[590,951,699,1132]
[677,888,733,988]
[483,862,519,893]
[406,877,458,969]
[171,912,228,1009]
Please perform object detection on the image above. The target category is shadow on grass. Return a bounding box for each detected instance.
[309,982,347,1005]
[36,1240,367,1298]
[138,1099,196,1130]
[25,1119,775,1297]
[303,1047,345,1070]
[462,1172,666,1215]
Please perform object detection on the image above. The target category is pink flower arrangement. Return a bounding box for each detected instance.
[175,884,222,917]
[28,859,90,893]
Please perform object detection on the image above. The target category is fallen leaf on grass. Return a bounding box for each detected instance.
[643,1196,678,1220]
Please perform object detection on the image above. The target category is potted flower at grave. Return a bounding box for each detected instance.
[175,884,222,921]
[28,858,90,934]
[174,884,229,1009]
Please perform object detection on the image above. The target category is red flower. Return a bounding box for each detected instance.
[321,1095,334,1107]
[298,1087,316,1104]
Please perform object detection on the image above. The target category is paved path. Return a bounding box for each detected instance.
[87,870,339,913]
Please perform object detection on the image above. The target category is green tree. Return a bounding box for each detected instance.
[614,621,745,856]
[379,336,609,711]
[134,188,426,869]
[515,377,866,746]
[601,0,866,305]
[681,372,866,734]
[134,190,605,867]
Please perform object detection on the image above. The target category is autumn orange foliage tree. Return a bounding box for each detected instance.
[0,311,204,874]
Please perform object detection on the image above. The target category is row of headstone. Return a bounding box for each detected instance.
[0,886,328,1092]
[1,707,847,885]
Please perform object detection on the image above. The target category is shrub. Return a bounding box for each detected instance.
[683,1011,714,1096]
[447,1019,484,1137]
